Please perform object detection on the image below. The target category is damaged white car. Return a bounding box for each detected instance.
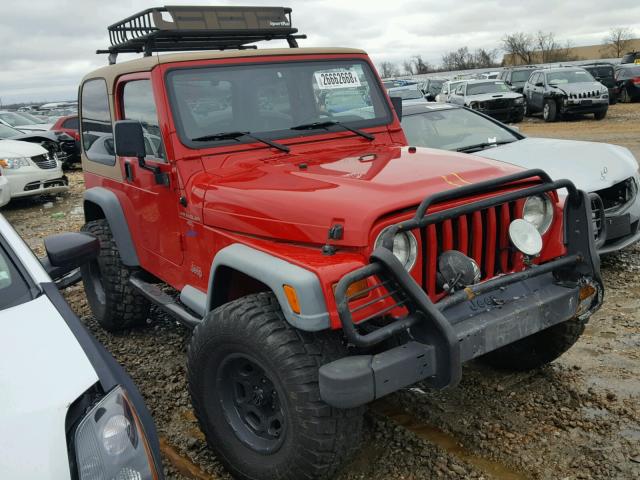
[400,102,640,254]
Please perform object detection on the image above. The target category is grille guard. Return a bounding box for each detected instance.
[334,169,604,389]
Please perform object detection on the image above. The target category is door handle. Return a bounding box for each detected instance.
[124,160,134,182]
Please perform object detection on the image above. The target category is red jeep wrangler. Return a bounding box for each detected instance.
[78,6,603,480]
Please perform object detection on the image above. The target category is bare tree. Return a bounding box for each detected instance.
[441,47,474,70]
[411,55,432,74]
[378,61,400,78]
[402,59,415,75]
[601,27,634,58]
[473,48,499,68]
[502,33,535,65]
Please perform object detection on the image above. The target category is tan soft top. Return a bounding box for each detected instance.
[83,47,367,91]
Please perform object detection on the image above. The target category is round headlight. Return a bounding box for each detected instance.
[523,195,553,234]
[102,414,133,456]
[375,228,418,271]
[509,219,543,257]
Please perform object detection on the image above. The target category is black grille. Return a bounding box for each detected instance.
[31,154,57,170]
[593,178,636,211]
[569,90,600,99]
[485,98,513,109]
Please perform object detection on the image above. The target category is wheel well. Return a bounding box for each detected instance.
[211,266,271,310]
[84,200,106,221]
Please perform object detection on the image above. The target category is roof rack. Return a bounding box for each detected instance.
[97,6,306,64]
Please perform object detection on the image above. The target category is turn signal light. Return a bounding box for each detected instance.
[283,285,301,314]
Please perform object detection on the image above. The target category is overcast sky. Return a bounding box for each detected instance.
[0,0,638,104]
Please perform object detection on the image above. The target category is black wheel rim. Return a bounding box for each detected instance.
[217,353,286,453]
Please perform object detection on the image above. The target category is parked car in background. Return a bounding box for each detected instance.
[621,51,640,64]
[614,64,640,103]
[435,79,466,102]
[448,80,524,122]
[16,111,50,124]
[500,66,536,93]
[420,77,447,101]
[479,71,501,79]
[0,111,53,132]
[400,102,640,253]
[0,214,163,480]
[387,83,427,103]
[582,63,618,104]
[523,67,609,121]
[0,123,77,169]
[52,114,80,141]
[0,138,68,201]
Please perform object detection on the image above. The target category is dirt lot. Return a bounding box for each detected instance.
[4,103,640,480]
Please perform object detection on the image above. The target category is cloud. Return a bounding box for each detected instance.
[0,0,638,103]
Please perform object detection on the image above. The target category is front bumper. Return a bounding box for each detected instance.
[4,166,69,198]
[594,187,640,254]
[561,98,608,114]
[320,169,603,408]
[475,104,524,122]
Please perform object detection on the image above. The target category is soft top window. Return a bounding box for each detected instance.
[81,78,115,166]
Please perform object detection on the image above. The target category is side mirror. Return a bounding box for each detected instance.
[114,120,146,158]
[390,96,403,121]
[41,232,100,287]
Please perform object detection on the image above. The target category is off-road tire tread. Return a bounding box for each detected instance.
[188,292,364,480]
[480,318,585,371]
[81,219,150,331]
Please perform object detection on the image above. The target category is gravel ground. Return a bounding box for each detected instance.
[3,104,640,480]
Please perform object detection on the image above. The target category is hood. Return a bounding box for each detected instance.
[0,138,48,157]
[15,123,54,132]
[467,92,522,102]
[0,295,98,479]
[201,145,522,246]
[475,137,638,192]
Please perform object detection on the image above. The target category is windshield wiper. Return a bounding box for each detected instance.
[290,121,374,141]
[456,140,516,153]
[191,131,289,153]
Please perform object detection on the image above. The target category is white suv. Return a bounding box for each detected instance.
[0,138,68,202]
[0,213,163,479]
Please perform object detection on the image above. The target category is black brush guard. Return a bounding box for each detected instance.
[320,169,604,408]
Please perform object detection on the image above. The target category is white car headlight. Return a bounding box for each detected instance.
[375,227,418,271]
[523,195,554,234]
[1,157,32,169]
[515,97,524,104]
[74,386,157,480]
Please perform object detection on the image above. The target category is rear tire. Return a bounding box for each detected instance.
[543,99,557,122]
[621,88,631,103]
[594,109,607,120]
[523,99,530,117]
[479,318,585,371]
[80,219,150,332]
[188,292,364,480]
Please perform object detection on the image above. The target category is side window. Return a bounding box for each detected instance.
[62,117,79,130]
[81,79,115,166]
[122,80,165,162]
[529,73,539,85]
[455,84,465,95]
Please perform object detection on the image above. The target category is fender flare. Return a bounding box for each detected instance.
[83,187,139,267]
[207,244,331,331]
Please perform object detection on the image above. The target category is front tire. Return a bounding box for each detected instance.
[479,318,585,371]
[543,99,557,122]
[594,109,607,120]
[188,292,364,480]
[80,219,150,332]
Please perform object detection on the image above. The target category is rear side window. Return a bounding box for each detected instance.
[122,80,165,161]
[81,79,115,166]
[62,117,79,130]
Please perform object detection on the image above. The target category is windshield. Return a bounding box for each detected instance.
[388,87,423,100]
[401,107,518,151]
[0,124,20,139]
[617,66,640,78]
[0,111,37,126]
[547,70,595,85]
[466,82,511,95]
[0,243,32,311]
[585,66,613,78]
[167,59,391,147]
[426,80,445,94]
[511,70,533,83]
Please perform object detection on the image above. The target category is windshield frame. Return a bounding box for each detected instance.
[0,233,39,311]
[165,57,393,151]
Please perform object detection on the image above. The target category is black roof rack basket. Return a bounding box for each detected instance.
[97,6,306,64]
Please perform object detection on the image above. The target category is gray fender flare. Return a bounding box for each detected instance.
[83,187,139,267]
[207,244,330,331]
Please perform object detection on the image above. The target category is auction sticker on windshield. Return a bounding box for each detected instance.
[315,70,361,90]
